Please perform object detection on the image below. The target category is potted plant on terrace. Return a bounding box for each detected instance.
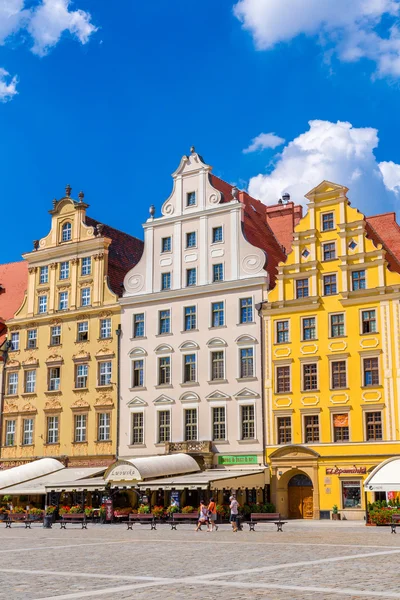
[182,505,195,514]
[166,504,179,516]
[13,506,25,514]
[29,507,44,521]
[59,506,70,516]
[84,507,93,518]
[138,504,150,514]
[69,505,82,514]
[151,505,164,519]
[332,505,341,520]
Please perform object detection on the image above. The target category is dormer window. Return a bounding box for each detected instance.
[186,192,196,207]
[61,222,72,242]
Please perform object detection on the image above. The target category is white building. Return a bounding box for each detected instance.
[118,149,288,483]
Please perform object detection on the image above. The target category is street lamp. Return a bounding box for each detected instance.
[0,338,12,459]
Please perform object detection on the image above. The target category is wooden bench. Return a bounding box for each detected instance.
[391,514,400,533]
[169,512,200,530]
[248,512,287,532]
[60,513,87,529]
[5,513,36,529]
[127,514,156,530]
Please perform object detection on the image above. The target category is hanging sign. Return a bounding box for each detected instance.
[326,467,366,475]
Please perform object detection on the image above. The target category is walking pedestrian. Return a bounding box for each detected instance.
[229,494,239,532]
[195,500,209,531]
[207,497,218,532]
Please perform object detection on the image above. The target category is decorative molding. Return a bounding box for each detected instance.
[273,347,291,358]
[20,402,37,414]
[44,398,62,411]
[206,337,227,348]
[330,393,350,404]
[360,337,379,349]
[184,253,197,263]
[127,396,148,407]
[234,387,260,399]
[4,401,19,414]
[361,390,382,402]
[153,394,175,405]
[129,347,147,358]
[300,344,318,355]
[274,397,292,408]
[235,334,257,345]
[72,351,91,363]
[94,393,114,408]
[22,357,39,368]
[180,391,200,403]
[154,344,174,354]
[242,253,264,274]
[71,397,91,410]
[178,340,200,351]
[45,354,63,365]
[205,390,231,401]
[300,395,320,406]
[328,341,347,352]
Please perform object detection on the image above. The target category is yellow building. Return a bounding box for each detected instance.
[1,186,142,469]
[262,181,400,520]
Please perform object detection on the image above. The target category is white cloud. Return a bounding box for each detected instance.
[233,0,400,78]
[243,132,285,153]
[0,68,18,102]
[247,119,400,214]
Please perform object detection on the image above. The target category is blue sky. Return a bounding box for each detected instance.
[2,0,400,263]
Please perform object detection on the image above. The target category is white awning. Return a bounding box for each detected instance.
[45,475,106,493]
[105,453,200,485]
[0,458,64,491]
[138,468,269,491]
[364,456,400,492]
[0,467,106,496]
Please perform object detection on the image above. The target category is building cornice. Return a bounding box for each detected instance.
[143,201,242,229]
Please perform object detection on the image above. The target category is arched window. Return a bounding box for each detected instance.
[61,222,72,242]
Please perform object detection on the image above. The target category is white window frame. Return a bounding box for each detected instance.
[59,261,70,280]
[238,345,255,379]
[351,268,367,292]
[239,295,254,325]
[25,369,36,393]
[97,412,111,441]
[329,312,346,338]
[50,325,61,346]
[75,363,88,389]
[185,230,197,249]
[322,240,336,261]
[10,332,19,351]
[5,419,16,446]
[7,371,18,395]
[156,408,171,444]
[61,222,72,242]
[81,287,91,307]
[359,308,377,335]
[210,403,227,442]
[186,267,197,287]
[40,266,49,284]
[77,321,89,342]
[27,329,37,349]
[74,413,87,443]
[212,262,224,283]
[98,361,112,386]
[58,291,68,311]
[186,191,197,207]
[322,272,338,296]
[182,351,197,384]
[161,236,172,254]
[48,366,61,391]
[211,225,224,245]
[210,300,225,328]
[321,210,335,232]
[22,418,34,446]
[300,315,317,342]
[237,401,256,441]
[81,256,92,276]
[133,312,145,338]
[38,295,47,314]
[47,415,59,444]
[161,271,172,290]
[183,405,199,442]
[183,304,197,332]
[158,355,172,386]
[159,308,171,335]
[130,409,144,445]
[100,318,112,339]
[131,358,145,388]
[209,348,226,381]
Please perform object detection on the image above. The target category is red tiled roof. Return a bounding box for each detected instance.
[85,217,144,296]
[265,202,303,254]
[366,213,400,274]
[0,261,28,344]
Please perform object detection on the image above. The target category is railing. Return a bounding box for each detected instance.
[165,441,212,454]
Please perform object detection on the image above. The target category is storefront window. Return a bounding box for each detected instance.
[342,480,362,509]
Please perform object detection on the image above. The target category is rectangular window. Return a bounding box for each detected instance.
[98,413,110,441]
[74,414,87,442]
[132,412,144,444]
[276,320,289,343]
[22,418,34,445]
[27,329,37,349]
[133,313,145,338]
[342,480,361,509]
[48,367,60,391]
[58,291,68,311]
[38,295,47,314]
[240,298,253,324]
[186,191,196,206]
[161,272,171,290]
[161,237,171,253]
[158,410,170,443]
[7,372,18,395]
[212,407,226,441]
[81,287,91,306]
[323,242,336,261]
[365,411,382,441]
[332,361,347,389]
[241,405,255,440]
[159,310,171,334]
[211,351,224,380]
[211,302,224,327]
[185,408,197,441]
[362,310,376,334]
[333,413,349,442]
[100,318,112,339]
[212,263,224,282]
[352,270,366,291]
[363,357,379,386]
[77,321,89,342]
[302,317,316,341]
[276,366,290,393]
[47,416,59,444]
[50,325,61,346]
[24,370,36,393]
[75,364,88,388]
[62,222,72,242]
[304,415,319,443]
[184,306,196,331]
[186,232,196,248]
[99,361,112,386]
[81,257,91,276]
[5,420,16,446]
[10,332,19,351]
[330,314,345,338]
[59,261,69,280]
[184,354,196,383]
[132,359,144,387]
[323,274,337,295]
[159,356,171,385]
[322,212,334,231]
[212,226,223,243]
[296,278,309,299]
[277,416,292,445]
[303,363,318,391]
[240,348,254,378]
[40,266,49,284]
[186,268,197,286]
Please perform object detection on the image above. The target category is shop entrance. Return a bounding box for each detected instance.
[288,473,313,519]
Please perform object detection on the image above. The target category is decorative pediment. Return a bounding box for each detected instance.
[22,357,39,368]
[46,354,63,365]
[154,344,174,354]
[21,402,37,414]
[235,334,257,345]
[71,398,91,410]
[76,313,88,321]
[153,394,175,405]
[129,347,147,358]
[127,396,148,407]
[95,347,115,360]
[234,388,260,400]
[305,180,348,201]
[44,398,62,411]
[205,390,231,401]
[207,337,227,348]
[179,341,200,351]
[6,359,20,369]
[94,393,114,408]
[72,351,91,363]
[180,391,200,403]
[269,444,320,459]
[4,401,19,414]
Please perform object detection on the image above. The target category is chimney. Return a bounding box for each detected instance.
[265,200,303,254]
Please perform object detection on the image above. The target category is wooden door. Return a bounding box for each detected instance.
[288,474,314,519]
[288,486,303,519]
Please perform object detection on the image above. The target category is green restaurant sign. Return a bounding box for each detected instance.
[218,455,259,466]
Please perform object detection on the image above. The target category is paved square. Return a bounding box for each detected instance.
[0,520,400,599]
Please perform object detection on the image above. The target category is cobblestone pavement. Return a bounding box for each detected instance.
[0,520,400,600]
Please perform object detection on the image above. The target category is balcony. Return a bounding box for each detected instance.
[165,441,212,455]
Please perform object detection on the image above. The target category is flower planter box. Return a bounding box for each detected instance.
[332,513,341,520]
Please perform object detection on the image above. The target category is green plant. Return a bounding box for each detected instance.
[69,505,82,514]
[59,506,70,515]
[369,508,400,525]
[151,505,164,518]
[84,507,93,517]
[0,507,8,514]
[99,506,106,519]
[166,504,179,515]
[182,505,195,514]
[45,505,56,515]
[114,507,132,515]
[2,495,11,503]
[13,506,25,514]
[332,505,339,514]
[138,504,150,514]
[29,507,43,516]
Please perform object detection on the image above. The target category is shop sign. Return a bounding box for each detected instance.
[104,498,113,521]
[106,464,140,482]
[171,491,180,507]
[218,455,258,466]
[326,467,366,475]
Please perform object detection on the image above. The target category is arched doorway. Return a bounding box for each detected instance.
[288,473,313,519]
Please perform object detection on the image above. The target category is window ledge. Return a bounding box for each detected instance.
[73,387,88,392]
[155,442,167,447]
[2,445,17,448]
[128,444,147,448]
[21,392,37,397]
[213,440,229,444]
[208,326,227,330]
[207,379,228,385]
[274,391,292,396]
[95,385,114,391]
[75,340,89,345]
[236,322,256,326]
[237,439,259,444]
[155,333,173,337]
[21,444,35,447]
[361,385,382,390]
[274,341,292,345]
[329,388,350,391]
[97,337,113,342]
[328,336,347,340]
[72,441,88,445]
[360,332,379,336]
[25,347,38,351]
[155,384,173,389]
[236,377,258,382]
[180,330,199,334]
[4,394,18,399]
[43,443,60,447]
[48,344,62,348]
[130,337,147,341]
[129,387,147,392]
[180,382,200,387]
[45,390,62,395]
[95,440,112,444]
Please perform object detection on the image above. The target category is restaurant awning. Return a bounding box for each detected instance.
[45,475,106,493]
[137,468,269,491]
[104,453,200,486]
[0,467,106,496]
[364,456,400,492]
[0,458,64,491]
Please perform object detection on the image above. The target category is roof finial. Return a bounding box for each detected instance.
[65,184,72,197]
[190,146,195,154]
[52,198,57,208]
[78,190,84,203]
[149,205,155,218]
[232,186,239,202]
